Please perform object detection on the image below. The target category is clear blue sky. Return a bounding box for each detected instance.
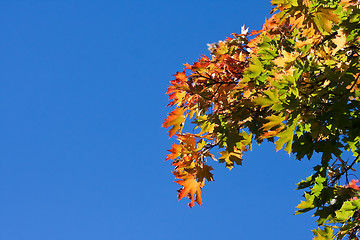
[1,1,318,239]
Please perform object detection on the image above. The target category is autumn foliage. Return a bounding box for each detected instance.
[163,0,360,238]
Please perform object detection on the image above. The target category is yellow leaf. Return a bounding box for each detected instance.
[295,36,320,48]
[332,30,347,55]
[243,89,251,98]
[219,149,243,170]
[262,114,286,130]
[273,50,299,68]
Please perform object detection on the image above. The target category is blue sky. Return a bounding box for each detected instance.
[1,1,318,239]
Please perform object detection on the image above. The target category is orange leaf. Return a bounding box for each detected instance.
[183,63,192,71]
[243,89,251,98]
[162,108,185,138]
[178,134,196,149]
[166,144,182,160]
[174,70,187,82]
[261,126,284,139]
[347,179,360,191]
[249,29,263,36]
[264,16,278,31]
[295,36,319,48]
[175,175,205,208]
[166,86,186,107]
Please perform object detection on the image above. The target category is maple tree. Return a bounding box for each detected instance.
[163,0,360,238]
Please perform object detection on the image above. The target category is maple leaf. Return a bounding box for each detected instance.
[261,126,284,139]
[312,227,334,240]
[166,86,186,107]
[243,89,251,98]
[313,7,339,33]
[290,13,305,30]
[174,70,187,82]
[249,29,262,36]
[244,57,264,78]
[166,144,182,160]
[273,49,299,68]
[262,114,285,131]
[241,25,249,35]
[177,134,199,153]
[332,30,347,55]
[253,89,279,108]
[175,175,205,208]
[295,36,320,48]
[347,180,360,191]
[162,108,185,138]
[219,149,243,170]
[275,121,297,155]
[264,16,279,31]
[196,164,214,182]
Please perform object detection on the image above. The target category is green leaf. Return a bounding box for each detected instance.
[297,175,314,190]
[244,57,264,78]
[335,209,354,222]
[194,115,215,134]
[312,227,334,240]
[275,121,297,154]
[262,114,285,130]
[335,200,360,222]
[296,193,315,214]
[254,89,279,108]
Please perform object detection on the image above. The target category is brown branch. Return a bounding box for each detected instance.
[329,155,359,185]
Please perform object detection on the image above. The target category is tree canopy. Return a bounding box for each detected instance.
[163,0,360,238]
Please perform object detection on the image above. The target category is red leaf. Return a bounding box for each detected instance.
[348,179,360,191]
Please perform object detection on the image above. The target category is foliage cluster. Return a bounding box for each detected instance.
[163,0,360,238]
